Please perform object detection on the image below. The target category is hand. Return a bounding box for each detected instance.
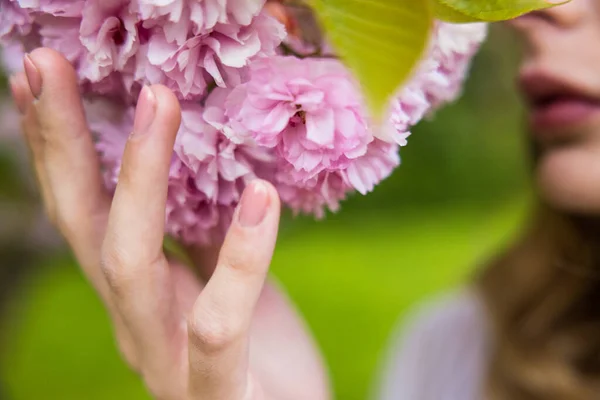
[9,48,330,400]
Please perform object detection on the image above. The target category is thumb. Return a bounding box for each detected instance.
[217,178,281,287]
[187,179,281,398]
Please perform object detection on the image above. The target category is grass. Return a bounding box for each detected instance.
[0,199,527,400]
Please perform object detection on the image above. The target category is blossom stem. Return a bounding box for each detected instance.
[279,42,338,60]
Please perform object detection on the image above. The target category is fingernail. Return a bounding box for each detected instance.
[132,86,157,136]
[23,54,42,99]
[238,181,270,227]
[9,75,27,114]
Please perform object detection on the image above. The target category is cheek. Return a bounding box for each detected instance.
[536,144,600,214]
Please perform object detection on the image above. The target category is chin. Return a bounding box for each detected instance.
[535,143,600,215]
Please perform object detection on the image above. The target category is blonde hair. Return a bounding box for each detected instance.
[478,206,600,399]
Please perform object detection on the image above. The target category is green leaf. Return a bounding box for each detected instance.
[437,0,569,21]
[311,0,432,118]
[430,1,485,22]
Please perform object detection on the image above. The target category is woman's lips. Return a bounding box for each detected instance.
[519,72,600,137]
[529,95,600,133]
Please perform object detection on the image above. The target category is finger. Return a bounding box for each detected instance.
[10,72,54,211]
[16,49,143,368]
[23,49,111,275]
[19,50,141,369]
[188,180,281,399]
[9,73,33,115]
[101,85,184,377]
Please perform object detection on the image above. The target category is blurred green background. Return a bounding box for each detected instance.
[0,26,530,400]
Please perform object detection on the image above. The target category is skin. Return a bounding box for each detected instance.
[9,49,329,400]
[509,0,600,214]
[9,2,600,399]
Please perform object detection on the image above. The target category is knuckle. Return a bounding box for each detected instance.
[36,107,65,140]
[24,128,46,155]
[37,118,58,144]
[219,251,242,271]
[22,114,43,141]
[218,251,255,275]
[188,310,241,353]
[117,151,136,187]
[100,247,136,297]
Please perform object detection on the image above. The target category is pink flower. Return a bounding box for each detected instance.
[426,22,487,107]
[184,0,266,34]
[82,70,135,102]
[0,40,27,73]
[134,0,190,45]
[136,12,284,100]
[29,14,133,99]
[226,56,372,182]
[86,99,132,188]
[133,0,265,47]
[0,0,34,40]
[225,0,265,27]
[342,139,400,195]
[386,78,433,146]
[0,100,20,140]
[134,0,186,25]
[16,0,85,16]
[38,16,85,64]
[175,102,272,202]
[165,161,232,244]
[0,1,487,243]
[276,171,351,218]
[79,0,141,81]
[276,139,399,217]
[385,22,487,145]
[169,101,275,243]
[221,55,399,217]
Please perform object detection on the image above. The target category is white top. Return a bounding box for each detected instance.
[376,290,490,400]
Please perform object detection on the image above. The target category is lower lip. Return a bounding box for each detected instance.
[530,98,600,135]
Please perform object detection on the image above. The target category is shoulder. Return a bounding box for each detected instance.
[403,289,487,340]
[375,289,490,400]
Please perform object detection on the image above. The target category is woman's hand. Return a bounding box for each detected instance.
[9,48,330,400]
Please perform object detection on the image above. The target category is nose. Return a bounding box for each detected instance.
[508,0,586,30]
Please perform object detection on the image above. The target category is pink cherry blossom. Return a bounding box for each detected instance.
[0,40,27,73]
[275,139,399,217]
[427,22,488,108]
[86,99,133,188]
[133,0,265,46]
[79,0,141,82]
[0,0,488,243]
[166,101,274,243]
[135,12,284,100]
[175,101,274,204]
[386,22,488,145]
[15,0,85,16]
[226,56,372,182]
[342,139,400,195]
[0,0,34,40]
[276,170,351,218]
[38,16,85,65]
